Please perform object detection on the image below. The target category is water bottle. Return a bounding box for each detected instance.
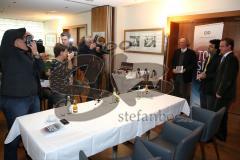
[66,96,72,114]
[136,68,141,78]
[137,85,142,98]
[113,88,120,103]
[145,84,149,94]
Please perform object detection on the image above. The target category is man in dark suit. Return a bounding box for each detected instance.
[197,39,222,110]
[214,37,239,141]
[78,36,95,55]
[172,38,197,104]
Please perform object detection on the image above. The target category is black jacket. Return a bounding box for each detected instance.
[200,53,222,94]
[68,45,78,54]
[215,52,239,100]
[0,28,42,97]
[172,48,197,83]
[78,44,92,55]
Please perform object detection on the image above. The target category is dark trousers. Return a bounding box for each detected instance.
[212,97,232,140]
[200,93,215,110]
[173,79,191,104]
[1,96,40,160]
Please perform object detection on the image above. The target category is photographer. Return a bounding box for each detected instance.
[78,36,95,55]
[95,36,108,59]
[0,28,43,160]
[60,32,78,54]
[92,36,109,89]
[49,43,75,106]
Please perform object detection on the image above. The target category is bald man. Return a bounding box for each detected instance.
[172,38,197,104]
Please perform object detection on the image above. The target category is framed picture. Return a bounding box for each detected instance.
[124,28,164,54]
[45,33,57,46]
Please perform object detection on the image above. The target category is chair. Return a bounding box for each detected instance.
[146,121,204,160]
[79,137,162,160]
[79,150,88,160]
[174,106,226,160]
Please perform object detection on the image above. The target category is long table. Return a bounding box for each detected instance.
[5,90,189,160]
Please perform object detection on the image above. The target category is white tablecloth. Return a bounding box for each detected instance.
[112,73,142,93]
[5,90,189,160]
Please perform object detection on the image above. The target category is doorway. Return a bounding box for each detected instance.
[63,24,87,47]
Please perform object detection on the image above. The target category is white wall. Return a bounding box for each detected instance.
[43,19,59,55]
[43,11,91,37]
[42,0,240,60]
[114,0,240,65]
[43,11,91,55]
[114,5,166,66]
[63,11,91,36]
[0,18,44,44]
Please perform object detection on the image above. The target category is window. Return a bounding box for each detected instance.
[0,18,44,44]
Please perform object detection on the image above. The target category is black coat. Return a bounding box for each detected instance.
[78,44,92,55]
[200,53,222,94]
[172,48,197,83]
[0,28,43,97]
[215,52,239,100]
[68,45,78,54]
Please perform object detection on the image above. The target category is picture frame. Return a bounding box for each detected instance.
[45,33,57,46]
[124,28,164,55]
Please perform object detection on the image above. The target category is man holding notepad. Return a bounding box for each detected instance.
[172,38,197,104]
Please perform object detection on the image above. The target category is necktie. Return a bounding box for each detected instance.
[220,56,226,63]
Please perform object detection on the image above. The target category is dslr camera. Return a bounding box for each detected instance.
[26,35,33,46]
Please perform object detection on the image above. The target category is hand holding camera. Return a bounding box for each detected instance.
[67,52,74,61]
[26,35,38,55]
[90,43,96,50]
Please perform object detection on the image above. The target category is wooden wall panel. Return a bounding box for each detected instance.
[165,22,179,80]
[178,22,195,48]
[91,6,114,90]
[92,6,107,32]
[222,21,240,57]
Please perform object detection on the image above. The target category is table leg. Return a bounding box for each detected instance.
[112,145,118,160]
[146,130,151,140]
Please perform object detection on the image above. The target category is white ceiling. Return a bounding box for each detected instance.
[0,0,151,21]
